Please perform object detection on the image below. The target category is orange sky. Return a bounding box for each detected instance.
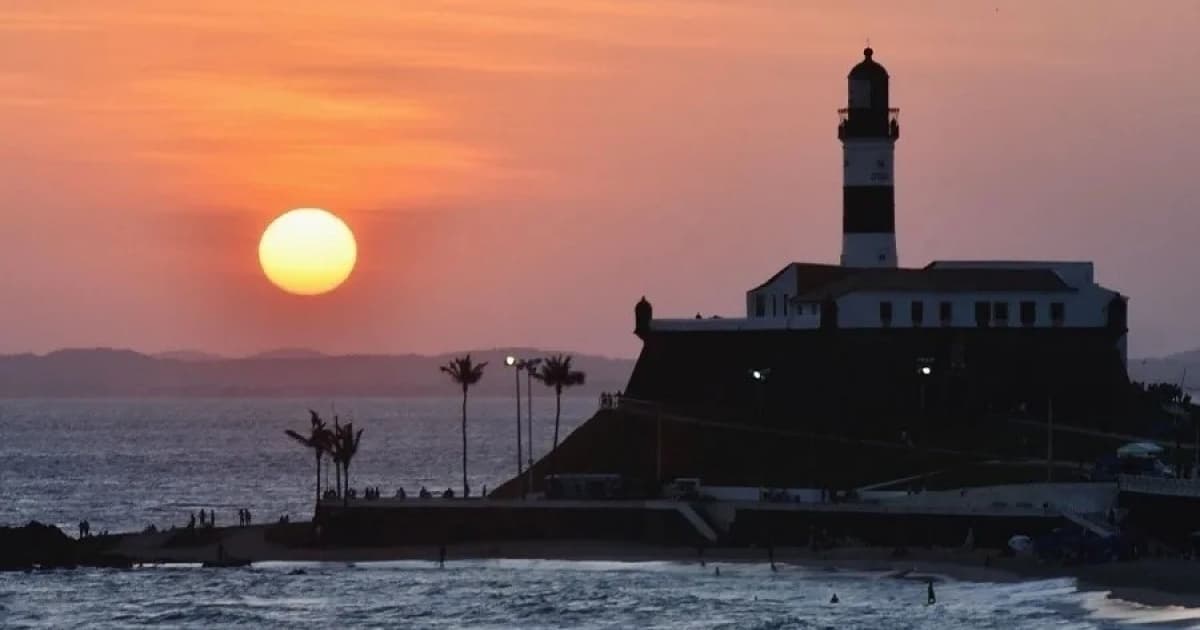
[2,1,1199,358]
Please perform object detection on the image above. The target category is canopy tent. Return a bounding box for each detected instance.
[1117,442,1164,458]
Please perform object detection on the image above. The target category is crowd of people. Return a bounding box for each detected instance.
[318,484,495,501]
[599,391,623,409]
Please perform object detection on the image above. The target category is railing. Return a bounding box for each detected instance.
[1119,474,1200,498]
[649,315,821,332]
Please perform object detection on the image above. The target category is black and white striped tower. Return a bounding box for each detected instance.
[838,47,900,267]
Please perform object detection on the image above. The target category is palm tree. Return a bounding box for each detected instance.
[534,354,586,476]
[441,355,487,497]
[284,410,332,506]
[330,420,364,507]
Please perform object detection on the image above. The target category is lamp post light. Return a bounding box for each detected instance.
[505,356,523,495]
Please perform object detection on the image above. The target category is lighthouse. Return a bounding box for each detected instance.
[838,47,899,268]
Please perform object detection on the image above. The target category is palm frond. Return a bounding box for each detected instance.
[440,354,487,387]
[284,429,311,447]
[534,354,587,392]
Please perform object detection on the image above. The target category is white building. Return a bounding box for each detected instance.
[647,48,1128,363]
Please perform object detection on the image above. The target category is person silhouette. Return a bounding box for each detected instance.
[830,593,839,604]
[438,543,447,568]
[927,580,936,605]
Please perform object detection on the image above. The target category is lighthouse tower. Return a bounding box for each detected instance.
[838,48,899,268]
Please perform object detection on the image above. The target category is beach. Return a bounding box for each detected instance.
[107,523,1200,610]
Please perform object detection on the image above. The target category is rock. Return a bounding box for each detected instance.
[0,521,131,571]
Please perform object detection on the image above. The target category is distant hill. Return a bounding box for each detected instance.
[153,350,226,362]
[0,348,634,397]
[247,348,328,360]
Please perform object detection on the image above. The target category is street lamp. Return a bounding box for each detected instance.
[505,356,523,495]
[749,368,771,500]
[916,357,935,444]
[522,357,543,495]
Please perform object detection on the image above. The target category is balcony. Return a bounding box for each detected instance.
[838,108,900,141]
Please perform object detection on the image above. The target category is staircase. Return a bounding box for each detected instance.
[673,503,718,543]
[1060,509,1115,537]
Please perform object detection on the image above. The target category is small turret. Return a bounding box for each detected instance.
[635,296,653,336]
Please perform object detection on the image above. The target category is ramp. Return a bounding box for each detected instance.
[674,503,718,543]
[1060,509,1115,537]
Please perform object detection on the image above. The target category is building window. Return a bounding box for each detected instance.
[755,294,765,317]
[974,301,990,327]
[1051,302,1065,326]
[910,301,924,327]
[939,301,953,326]
[783,294,789,316]
[879,301,893,327]
[1020,301,1036,326]
[772,295,777,317]
[993,302,1009,327]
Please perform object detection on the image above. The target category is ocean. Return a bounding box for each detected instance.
[2,397,1199,629]
[0,397,594,533]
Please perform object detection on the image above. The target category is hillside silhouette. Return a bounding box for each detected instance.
[0,348,633,397]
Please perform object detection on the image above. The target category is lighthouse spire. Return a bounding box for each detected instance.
[837,47,899,268]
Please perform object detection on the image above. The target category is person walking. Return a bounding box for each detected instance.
[927,580,936,605]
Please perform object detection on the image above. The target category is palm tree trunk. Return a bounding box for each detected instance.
[335,461,342,499]
[462,388,469,497]
[343,463,350,508]
[315,451,322,506]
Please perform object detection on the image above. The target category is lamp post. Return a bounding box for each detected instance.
[916,357,934,444]
[750,368,771,498]
[522,357,542,496]
[505,356,523,495]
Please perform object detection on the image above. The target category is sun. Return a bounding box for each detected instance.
[258,208,357,295]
